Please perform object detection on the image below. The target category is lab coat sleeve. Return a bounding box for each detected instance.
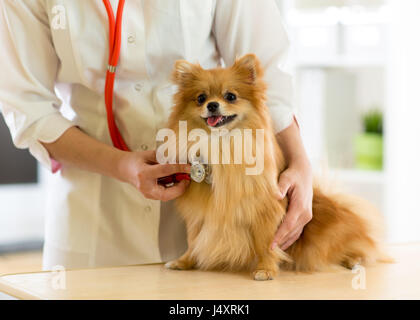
[0,0,75,171]
[213,0,295,133]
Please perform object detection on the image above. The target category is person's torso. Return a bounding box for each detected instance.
[42,0,221,267]
[46,0,220,149]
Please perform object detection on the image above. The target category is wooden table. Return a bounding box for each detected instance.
[0,243,419,300]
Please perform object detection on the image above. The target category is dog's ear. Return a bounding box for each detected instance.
[171,60,196,85]
[232,54,263,85]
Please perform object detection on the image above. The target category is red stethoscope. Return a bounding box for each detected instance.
[103,0,128,151]
[102,0,208,186]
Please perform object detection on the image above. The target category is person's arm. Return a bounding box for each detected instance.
[42,126,190,201]
[272,120,313,250]
[0,1,74,170]
[0,1,189,202]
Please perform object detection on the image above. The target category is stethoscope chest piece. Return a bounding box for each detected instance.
[190,162,211,184]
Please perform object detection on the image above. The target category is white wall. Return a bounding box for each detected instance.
[282,0,420,242]
[385,0,420,242]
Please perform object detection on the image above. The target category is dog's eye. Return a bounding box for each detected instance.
[224,92,236,102]
[197,94,207,105]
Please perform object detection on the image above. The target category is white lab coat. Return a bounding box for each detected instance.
[0,0,294,269]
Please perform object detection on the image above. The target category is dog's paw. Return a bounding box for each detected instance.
[164,259,190,270]
[164,260,183,270]
[341,257,363,270]
[253,269,274,281]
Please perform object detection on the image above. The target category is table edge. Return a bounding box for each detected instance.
[0,277,43,300]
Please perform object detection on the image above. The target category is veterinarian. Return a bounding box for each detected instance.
[0,0,313,269]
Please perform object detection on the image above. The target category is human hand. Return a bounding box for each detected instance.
[271,159,313,250]
[119,150,191,201]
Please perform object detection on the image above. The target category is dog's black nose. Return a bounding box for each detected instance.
[207,102,219,112]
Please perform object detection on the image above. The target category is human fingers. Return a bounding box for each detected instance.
[271,197,301,249]
[141,150,158,164]
[146,163,191,179]
[280,228,303,250]
[146,179,190,201]
[277,171,293,199]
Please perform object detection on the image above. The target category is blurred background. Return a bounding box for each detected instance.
[276,0,420,244]
[0,0,419,268]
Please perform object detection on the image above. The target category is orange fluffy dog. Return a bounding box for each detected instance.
[164,54,389,280]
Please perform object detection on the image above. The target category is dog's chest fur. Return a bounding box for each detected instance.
[175,140,285,271]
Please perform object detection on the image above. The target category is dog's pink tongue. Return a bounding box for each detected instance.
[207,116,222,127]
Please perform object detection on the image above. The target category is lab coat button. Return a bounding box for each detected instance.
[145,206,151,212]
[141,144,148,150]
[128,35,135,43]
[135,83,143,91]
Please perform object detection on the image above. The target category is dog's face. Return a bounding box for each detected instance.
[171,54,265,131]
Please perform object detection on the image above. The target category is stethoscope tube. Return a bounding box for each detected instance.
[103,0,129,151]
[102,0,192,186]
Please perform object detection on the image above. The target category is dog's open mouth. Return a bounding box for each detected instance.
[203,114,237,127]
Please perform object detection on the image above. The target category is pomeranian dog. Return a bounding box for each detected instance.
[164,54,390,280]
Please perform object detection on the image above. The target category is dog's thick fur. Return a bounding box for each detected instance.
[165,54,390,280]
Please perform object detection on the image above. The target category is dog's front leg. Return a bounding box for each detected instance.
[252,242,280,281]
[251,212,283,280]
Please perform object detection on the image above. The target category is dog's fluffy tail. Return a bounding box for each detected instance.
[283,182,393,272]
